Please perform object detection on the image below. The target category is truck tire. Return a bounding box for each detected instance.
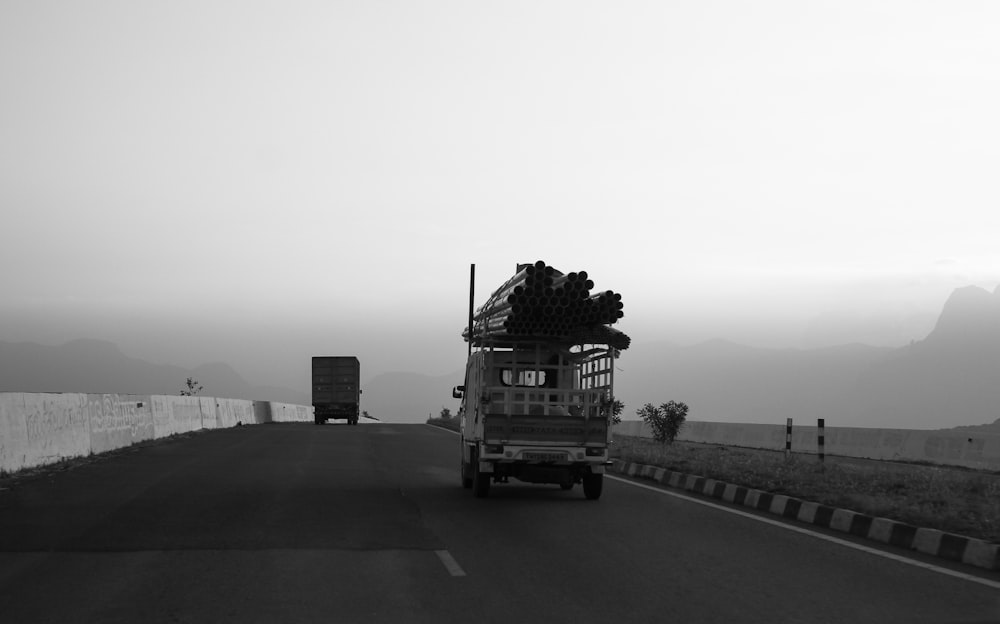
[582,473,603,500]
[471,449,490,498]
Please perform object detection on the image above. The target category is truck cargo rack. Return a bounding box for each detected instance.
[472,340,616,446]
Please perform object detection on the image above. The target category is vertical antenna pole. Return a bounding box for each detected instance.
[468,264,475,358]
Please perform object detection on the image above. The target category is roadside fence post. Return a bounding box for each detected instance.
[785,418,792,460]
[818,418,825,464]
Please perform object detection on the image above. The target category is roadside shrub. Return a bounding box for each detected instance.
[637,401,689,444]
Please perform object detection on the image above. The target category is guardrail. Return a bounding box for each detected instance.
[613,420,1000,470]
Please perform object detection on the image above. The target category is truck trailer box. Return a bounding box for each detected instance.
[312,356,361,425]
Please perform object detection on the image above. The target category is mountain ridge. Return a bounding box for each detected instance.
[613,284,1000,429]
[3,284,999,428]
[923,285,1000,348]
[0,338,310,405]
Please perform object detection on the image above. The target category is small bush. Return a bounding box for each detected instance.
[608,399,625,425]
[637,401,689,444]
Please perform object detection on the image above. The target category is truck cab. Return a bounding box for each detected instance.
[456,341,615,499]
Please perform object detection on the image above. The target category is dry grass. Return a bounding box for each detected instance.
[611,434,1000,544]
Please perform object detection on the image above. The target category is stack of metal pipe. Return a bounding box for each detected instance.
[464,260,627,345]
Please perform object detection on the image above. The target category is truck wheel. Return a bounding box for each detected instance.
[472,449,490,498]
[582,474,603,500]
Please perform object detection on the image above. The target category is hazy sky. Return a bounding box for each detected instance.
[3,1,999,390]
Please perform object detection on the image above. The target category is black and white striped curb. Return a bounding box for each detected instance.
[610,459,1000,572]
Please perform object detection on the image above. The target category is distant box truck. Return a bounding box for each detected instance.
[312,356,361,425]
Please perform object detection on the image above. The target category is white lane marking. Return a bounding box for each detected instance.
[425,429,466,577]
[607,475,1000,590]
[424,425,999,587]
[435,550,466,577]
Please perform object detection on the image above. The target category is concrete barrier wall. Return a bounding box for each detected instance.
[0,394,26,471]
[198,397,218,429]
[253,401,273,424]
[0,392,314,474]
[0,393,91,472]
[209,398,255,429]
[89,394,156,455]
[613,420,1000,470]
[269,402,311,423]
[151,395,204,437]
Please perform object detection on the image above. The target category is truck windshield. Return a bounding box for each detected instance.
[500,369,549,387]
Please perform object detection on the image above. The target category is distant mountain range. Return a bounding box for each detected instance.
[615,284,1000,430]
[0,338,311,406]
[359,371,462,423]
[855,284,1000,429]
[2,285,999,429]
[0,337,462,423]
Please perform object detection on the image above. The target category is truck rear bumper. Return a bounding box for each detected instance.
[477,461,605,470]
[478,444,607,464]
[477,460,605,484]
[314,404,358,418]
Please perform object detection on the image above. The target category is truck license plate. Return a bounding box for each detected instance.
[524,452,567,462]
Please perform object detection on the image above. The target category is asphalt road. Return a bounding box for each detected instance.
[1,423,998,624]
